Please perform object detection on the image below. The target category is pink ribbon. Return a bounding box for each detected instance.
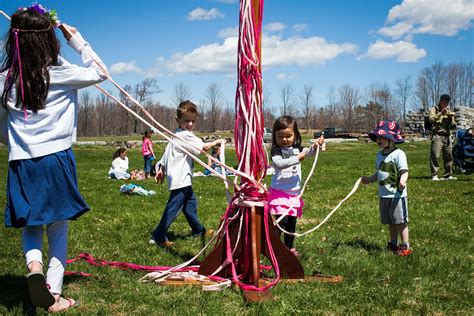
[5,29,27,120]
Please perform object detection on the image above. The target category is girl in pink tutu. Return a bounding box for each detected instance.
[268,116,324,255]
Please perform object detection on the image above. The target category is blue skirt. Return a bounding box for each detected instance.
[4,148,90,228]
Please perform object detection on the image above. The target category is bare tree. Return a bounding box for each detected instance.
[366,82,381,106]
[279,83,297,116]
[416,61,444,108]
[395,76,412,123]
[376,83,393,119]
[458,61,473,108]
[338,84,360,132]
[78,90,93,136]
[299,84,315,133]
[95,93,111,137]
[205,82,224,132]
[414,72,430,111]
[116,84,133,135]
[262,91,275,128]
[326,85,338,128]
[134,78,161,105]
[429,61,445,106]
[132,79,161,134]
[446,63,461,109]
[171,82,192,106]
[221,101,234,131]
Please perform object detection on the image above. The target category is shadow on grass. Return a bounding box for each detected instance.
[159,247,202,265]
[150,231,212,264]
[0,274,37,315]
[333,238,383,255]
[411,175,473,181]
[409,176,434,180]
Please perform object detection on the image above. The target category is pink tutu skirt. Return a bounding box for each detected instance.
[268,188,303,218]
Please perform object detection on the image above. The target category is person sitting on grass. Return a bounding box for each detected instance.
[150,100,223,247]
[108,148,130,180]
[361,120,412,256]
[203,144,233,176]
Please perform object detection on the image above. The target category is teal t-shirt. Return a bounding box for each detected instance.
[375,148,408,198]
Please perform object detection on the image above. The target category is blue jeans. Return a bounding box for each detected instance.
[143,155,153,173]
[152,186,205,242]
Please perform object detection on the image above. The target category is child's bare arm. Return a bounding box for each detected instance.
[361,173,377,184]
[312,135,325,149]
[155,165,164,184]
[148,142,155,157]
[399,171,408,191]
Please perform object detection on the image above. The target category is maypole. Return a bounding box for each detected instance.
[199,0,304,301]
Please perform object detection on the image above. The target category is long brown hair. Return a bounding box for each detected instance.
[1,9,60,112]
[112,148,127,160]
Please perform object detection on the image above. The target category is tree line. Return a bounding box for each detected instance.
[77,60,473,136]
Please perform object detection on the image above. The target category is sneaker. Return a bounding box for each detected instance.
[160,241,176,248]
[431,175,440,181]
[385,242,398,253]
[149,239,156,245]
[396,243,412,256]
[193,229,215,238]
[443,176,457,180]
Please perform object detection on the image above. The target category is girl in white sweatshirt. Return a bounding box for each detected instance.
[109,148,130,180]
[0,6,107,312]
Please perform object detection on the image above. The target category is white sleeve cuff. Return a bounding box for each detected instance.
[67,32,86,52]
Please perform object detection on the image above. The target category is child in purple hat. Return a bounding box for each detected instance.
[361,120,412,256]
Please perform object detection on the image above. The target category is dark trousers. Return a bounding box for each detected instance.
[152,186,205,242]
[277,215,297,249]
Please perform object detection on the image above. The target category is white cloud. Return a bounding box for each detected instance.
[218,26,239,38]
[359,39,426,62]
[109,61,143,75]
[263,35,357,67]
[378,0,474,39]
[162,38,237,74]
[157,35,357,75]
[264,22,286,33]
[187,7,224,21]
[293,24,308,32]
[276,73,296,80]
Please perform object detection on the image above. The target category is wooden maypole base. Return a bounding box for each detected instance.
[196,206,342,302]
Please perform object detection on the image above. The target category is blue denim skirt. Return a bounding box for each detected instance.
[4,148,90,228]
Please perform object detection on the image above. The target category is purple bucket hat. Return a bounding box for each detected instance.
[368,120,404,144]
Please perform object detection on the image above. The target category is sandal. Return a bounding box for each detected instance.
[48,296,78,313]
[290,248,300,257]
[26,272,55,308]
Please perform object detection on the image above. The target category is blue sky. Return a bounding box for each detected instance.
[1,0,473,111]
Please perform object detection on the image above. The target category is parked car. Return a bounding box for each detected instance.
[263,127,272,142]
[314,127,346,138]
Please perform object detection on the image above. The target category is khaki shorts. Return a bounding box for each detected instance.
[379,197,408,224]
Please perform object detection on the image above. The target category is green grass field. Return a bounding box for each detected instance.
[0,141,472,314]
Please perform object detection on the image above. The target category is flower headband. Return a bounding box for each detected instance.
[20,2,60,28]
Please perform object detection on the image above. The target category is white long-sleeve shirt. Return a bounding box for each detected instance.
[270,146,315,194]
[156,128,204,191]
[109,157,129,175]
[0,32,108,161]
